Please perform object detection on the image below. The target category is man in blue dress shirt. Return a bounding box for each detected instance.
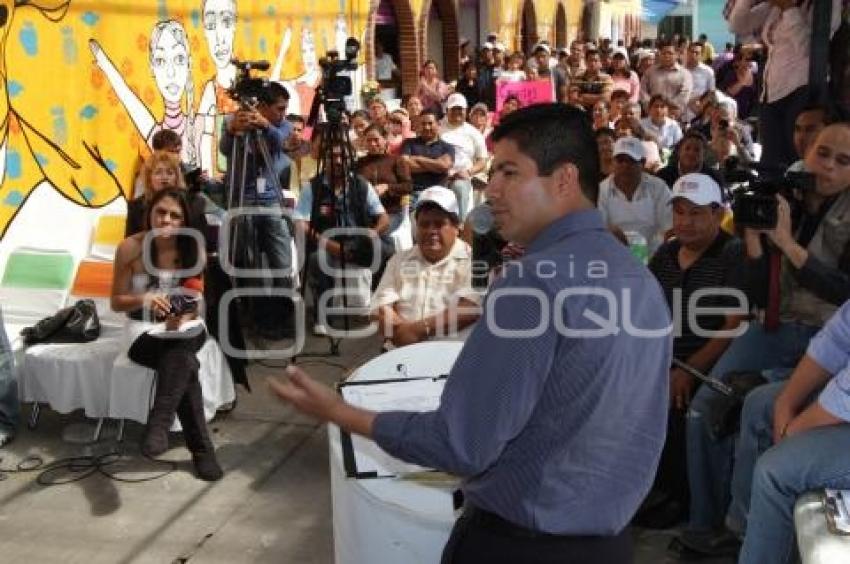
[270,104,673,563]
[709,299,850,564]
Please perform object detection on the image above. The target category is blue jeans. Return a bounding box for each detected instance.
[738,409,850,563]
[0,309,19,436]
[727,382,785,533]
[759,86,811,175]
[246,201,294,333]
[686,321,820,530]
[448,178,473,222]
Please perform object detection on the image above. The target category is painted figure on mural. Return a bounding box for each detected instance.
[0,0,125,238]
[294,26,322,116]
[198,0,238,176]
[89,20,201,167]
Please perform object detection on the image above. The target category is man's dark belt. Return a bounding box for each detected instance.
[464,505,593,540]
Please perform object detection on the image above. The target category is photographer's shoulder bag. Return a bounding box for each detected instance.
[20,299,101,346]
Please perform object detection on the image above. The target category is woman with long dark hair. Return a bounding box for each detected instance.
[111,189,222,481]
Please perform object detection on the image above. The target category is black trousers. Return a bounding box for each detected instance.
[440,506,633,564]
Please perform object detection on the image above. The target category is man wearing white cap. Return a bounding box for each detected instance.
[441,93,488,221]
[597,136,672,253]
[640,173,746,528]
[371,186,481,349]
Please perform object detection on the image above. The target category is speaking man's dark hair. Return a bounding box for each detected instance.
[491,103,600,204]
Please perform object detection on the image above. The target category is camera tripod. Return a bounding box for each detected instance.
[225,109,287,269]
[223,104,297,345]
[294,91,366,358]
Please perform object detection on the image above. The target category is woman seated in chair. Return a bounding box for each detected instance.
[125,151,186,237]
[110,188,222,481]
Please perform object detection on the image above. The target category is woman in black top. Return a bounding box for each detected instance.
[125,151,186,236]
[455,61,481,109]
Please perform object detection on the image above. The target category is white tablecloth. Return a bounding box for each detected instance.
[18,323,235,424]
[328,341,464,564]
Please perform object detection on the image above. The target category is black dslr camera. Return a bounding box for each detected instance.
[726,161,816,229]
[227,58,271,107]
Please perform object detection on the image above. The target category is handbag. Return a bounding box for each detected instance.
[21,299,101,345]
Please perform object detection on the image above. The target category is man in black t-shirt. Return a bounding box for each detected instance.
[399,110,455,201]
[641,173,747,529]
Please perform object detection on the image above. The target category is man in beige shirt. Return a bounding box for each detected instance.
[372,186,481,348]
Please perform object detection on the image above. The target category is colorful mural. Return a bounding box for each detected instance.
[0,0,370,239]
[0,0,646,241]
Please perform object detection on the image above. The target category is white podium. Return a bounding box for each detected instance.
[328,341,464,564]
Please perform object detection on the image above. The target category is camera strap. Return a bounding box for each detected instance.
[764,249,782,332]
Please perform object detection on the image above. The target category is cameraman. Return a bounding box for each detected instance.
[294,133,390,336]
[680,123,850,555]
[220,81,296,340]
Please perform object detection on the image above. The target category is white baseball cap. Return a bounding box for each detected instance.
[446,92,468,109]
[671,173,723,206]
[534,43,551,55]
[613,137,646,162]
[613,47,629,59]
[416,186,459,216]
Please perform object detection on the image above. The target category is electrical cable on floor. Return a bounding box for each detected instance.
[0,446,178,486]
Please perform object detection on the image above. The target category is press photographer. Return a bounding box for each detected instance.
[681,122,850,549]
[220,72,296,340]
[294,133,389,336]
[294,38,391,336]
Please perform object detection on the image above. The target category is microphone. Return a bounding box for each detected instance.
[469,201,495,235]
[468,203,506,289]
[671,358,734,397]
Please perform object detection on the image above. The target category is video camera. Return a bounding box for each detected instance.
[307,37,361,126]
[725,159,816,229]
[227,58,271,107]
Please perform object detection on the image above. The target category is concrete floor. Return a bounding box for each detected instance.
[0,333,734,563]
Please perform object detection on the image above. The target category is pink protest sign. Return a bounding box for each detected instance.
[495,79,554,112]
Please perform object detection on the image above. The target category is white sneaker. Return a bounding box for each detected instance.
[312,322,329,337]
